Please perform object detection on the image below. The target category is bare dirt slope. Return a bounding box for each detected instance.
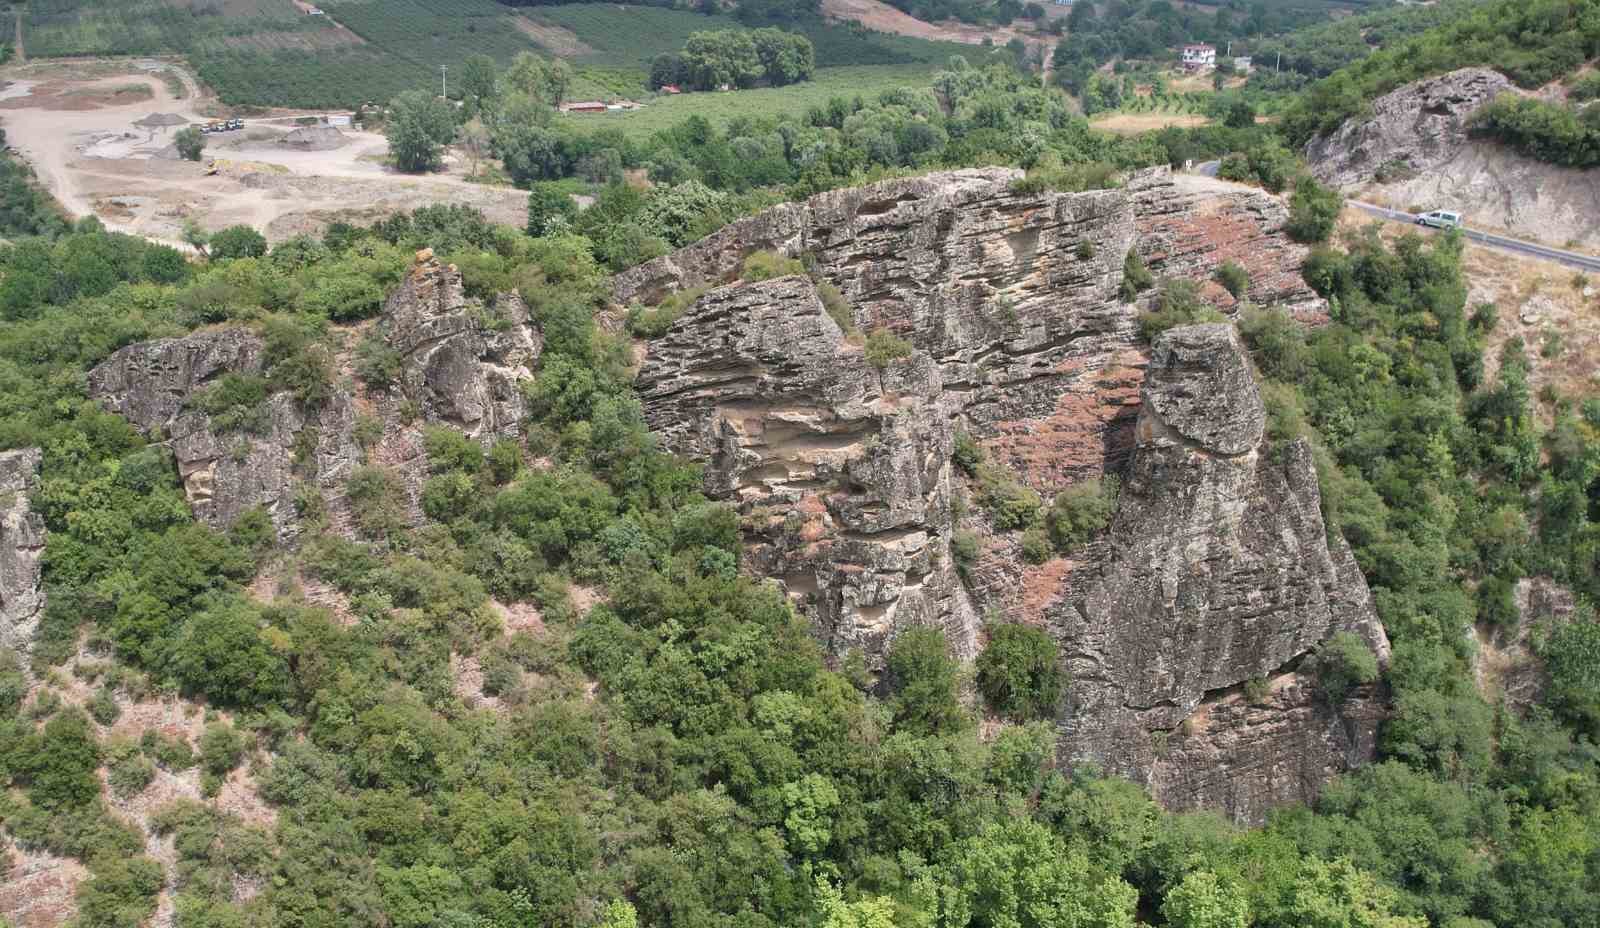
[822,0,1053,62]
[0,61,529,244]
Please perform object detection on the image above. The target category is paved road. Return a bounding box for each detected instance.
[1189,160,1600,273]
[1347,201,1600,274]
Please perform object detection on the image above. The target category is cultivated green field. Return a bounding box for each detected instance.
[19,0,330,59]
[530,3,969,70]
[554,63,944,139]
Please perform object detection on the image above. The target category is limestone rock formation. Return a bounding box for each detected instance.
[631,169,1384,822]
[1305,67,1600,249]
[0,448,45,655]
[88,254,540,540]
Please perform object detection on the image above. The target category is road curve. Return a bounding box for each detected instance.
[1348,201,1600,274]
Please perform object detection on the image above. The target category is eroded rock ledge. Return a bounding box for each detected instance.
[630,169,1384,822]
[0,448,45,655]
[87,254,541,540]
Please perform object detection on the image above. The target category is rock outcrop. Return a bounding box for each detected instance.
[0,448,45,655]
[1305,67,1600,250]
[88,254,540,540]
[631,169,1385,822]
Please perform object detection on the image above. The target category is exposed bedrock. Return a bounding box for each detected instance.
[630,169,1384,821]
[87,253,541,541]
[0,448,45,655]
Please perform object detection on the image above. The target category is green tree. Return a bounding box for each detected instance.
[976,623,1063,720]
[1282,858,1427,928]
[208,225,267,260]
[385,90,456,174]
[1315,632,1379,703]
[1162,870,1250,928]
[174,126,205,162]
[1287,176,1344,244]
[887,626,969,735]
[458,53,499,110]
[940,819,1139,928]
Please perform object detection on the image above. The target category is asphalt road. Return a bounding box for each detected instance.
[1346,201,1600,274]
[1190,161,1600,273]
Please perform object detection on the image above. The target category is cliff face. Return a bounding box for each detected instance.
[0,448,45,656]
[87,253,541,540]
[1305,67,1600,250]
[630,169,1385,822]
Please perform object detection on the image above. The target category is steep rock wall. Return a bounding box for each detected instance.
[631,169,1384,822]
[87,254,540,540]
[0,448,45,655]
[1305,67,1600,250]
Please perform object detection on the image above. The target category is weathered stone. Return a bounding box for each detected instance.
[632,170,1385,822]
[0,448,45,655]
[1305,67,1600,250]
[87,255,541,541]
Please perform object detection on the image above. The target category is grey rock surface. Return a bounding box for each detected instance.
[0,448,45,655]
[632,170,1385,822]
[1305,67,1600,249]
[88,254,541,540]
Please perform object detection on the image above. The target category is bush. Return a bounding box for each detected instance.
[977,623,1063,720]
[886,626,968,735]
[198,721,248,777]
[1044,477,1119,552]
[815,279,857,336]
[975,462,1043,531]
[174,126,205,162]
[1214,261,1250,299]
[1286,176,1344,244]
[105,737,156,799]
[140,730,195,771]
[88,685,121,726]
[741,249,804,281]
[209,225,268,260]
[1138,279,1225,340]
[863,328,914,370]
[1316,631,1379,702]
[1119,248,1153,302]
[952,431,983,476]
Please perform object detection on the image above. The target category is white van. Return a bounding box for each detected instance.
[1416,210,1462,230]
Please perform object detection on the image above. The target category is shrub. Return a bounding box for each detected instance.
[1138,279,1226,340]
[1011,158,1120,194]
[198,721,248,777]
[1286,176,1344,244]
[105,737,156,799]
[1044,477,1119,552]
[952,431,984,476]
[1119,248,1153,302]
[951,529,980,575]
[1243,676,1270,704]
[1214,261,1250,299]
[627,283,709,338]
[140,729,195,772]
[815,279,857,336]
[1316,631,1379,702]
[864,328,913,370]
[1020,525,1053,564]
[174,126,205,162]
[886,626,968,735]
[1075,239,1095,260]
[209,225,268,261]
[740,250,804,281]
[89,685,121,726]
[975,462,1043,531]
[188,373,271,434]
[345,466,406,539]
[977,623,1063,720]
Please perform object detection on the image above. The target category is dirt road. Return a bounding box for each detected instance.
[0,61,529,244]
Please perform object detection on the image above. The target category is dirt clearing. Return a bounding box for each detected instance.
[513,15,595,58]
[1091,113,1211,134]
[0,60,529,245]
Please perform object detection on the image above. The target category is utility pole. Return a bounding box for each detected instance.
[440,65,448,99]
[1275,51,1281,74]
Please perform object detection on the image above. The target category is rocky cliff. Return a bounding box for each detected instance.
[87,253,541,540]
[0,448,45,656]
[1305,67,1600,249]
[630,168,1386,821]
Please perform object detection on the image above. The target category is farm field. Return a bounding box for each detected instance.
[528,3,968,70]
[19,0,337,59]
[554,63,942,138]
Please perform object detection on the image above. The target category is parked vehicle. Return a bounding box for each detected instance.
[1416,209,1462,230]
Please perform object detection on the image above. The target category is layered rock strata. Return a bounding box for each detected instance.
[87,254,540,540]
[630,169,1385,821]
[0,447,45,654]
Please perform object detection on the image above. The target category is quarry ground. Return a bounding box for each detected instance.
[0,59,528,245]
